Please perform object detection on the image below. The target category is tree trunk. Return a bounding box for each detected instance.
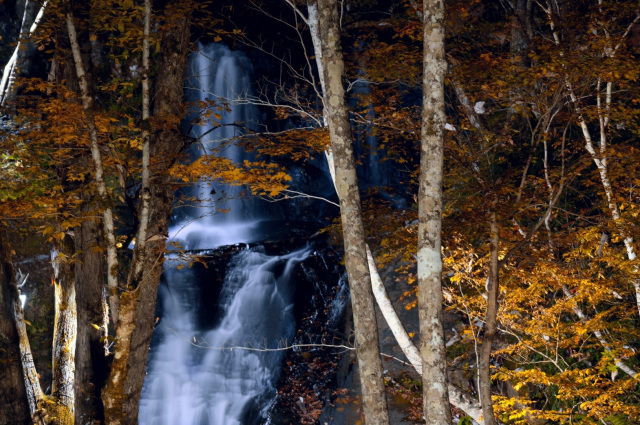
[479,214,500,425]
[367,248,485,424]
[74,213,107,424]
[101,11,190,425]
[50,234,78,424]
[0,230,31,425]
[4,237,44,418]
[418,0,452,423]
[510,0,532,67]
[316,1,390,424]
[295,2,485,420]
[65,4,120,325]
[0,0,45,107]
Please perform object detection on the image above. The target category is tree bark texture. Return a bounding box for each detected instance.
[101,12,190,425]
[127,0,152,288]
[50,234,77,423]
[0,230,31,425]
[74,213,107,424]
[479,214,500,425]
[316,1,390,424]
[0,0,43,107]
[510,0,532,66]
[418,0,452,423]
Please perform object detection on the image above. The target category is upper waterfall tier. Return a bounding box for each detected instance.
[173,43,261,249]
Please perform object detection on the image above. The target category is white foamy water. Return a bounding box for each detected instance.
[140,44,299,425]
[172,42,260,250]
[140,247,310,425]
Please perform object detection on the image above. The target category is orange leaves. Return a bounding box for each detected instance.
[251,128,330,162]
[169,155,292,198]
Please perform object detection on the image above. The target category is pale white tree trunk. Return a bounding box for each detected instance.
[297,2,484,421]
[51,239,78,419]
[0,0,48,106]
[317,0,390,423]
[304,1,338,188]
[127,0,152,288]
[367,246,485,423]
[418,0,452,423]
[11,271,44,415]
[65,10,120,323]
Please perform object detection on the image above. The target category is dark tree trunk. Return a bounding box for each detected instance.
[316,1,390,424]
[0,229,31,425]
[511,0,532,64]
[74,213,107,424]
[101,11,190,425]
[478,213,500,425]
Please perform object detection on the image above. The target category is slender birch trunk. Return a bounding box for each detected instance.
[65,6,120,324]
[1,232,44,419]
[0,230,31,424]
[316,1,390,423]
[127,0,152,289]
[418,0,452,423]
[478,214,500,425]
[0,0,47,107]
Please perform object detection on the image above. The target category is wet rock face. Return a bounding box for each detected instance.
[263,242,349,425]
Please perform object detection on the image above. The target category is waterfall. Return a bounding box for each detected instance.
[141,44,295,425]
[141,42,347,425]
[139,246,310,425]
[170,43,262,250]
[350,78,408,208]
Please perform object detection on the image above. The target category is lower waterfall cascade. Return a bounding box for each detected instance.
[139,246,313,425]
[139,43,348,425]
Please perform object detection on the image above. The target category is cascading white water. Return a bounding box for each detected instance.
[171,43,261,250]
[140,44,310,424]
[139,247,310,425]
